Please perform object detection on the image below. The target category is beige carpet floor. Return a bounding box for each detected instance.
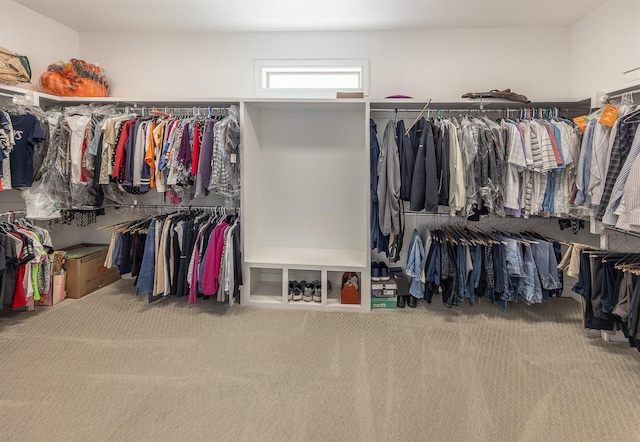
[1,279,640,442]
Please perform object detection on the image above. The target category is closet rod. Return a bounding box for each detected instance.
[369,107,578,113]
[115,107,229,115]
[106,204,239,211]
[0,91,20,99]
[605,88,640,101]
[605,226,640,240]
[0,210,27,221]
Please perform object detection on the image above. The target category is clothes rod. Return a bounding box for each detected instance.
[605,88,640,101]
[605,226,640,240]
[369,107,580,113]
[106,204,239,211]
[0,91,19,99]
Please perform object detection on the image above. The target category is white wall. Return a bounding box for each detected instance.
[0,0,80,90]
[80,27,573,100]
[571,0,640,99]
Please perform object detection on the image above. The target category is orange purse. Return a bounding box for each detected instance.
[341,272,360,304]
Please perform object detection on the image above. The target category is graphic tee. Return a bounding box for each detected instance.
[9,114,45,188]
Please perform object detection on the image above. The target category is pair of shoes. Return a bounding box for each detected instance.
[397,295,418,308]
[371,262,390,281]
[293,280,331,302]
[303,280,322,302]
[288,280,306,301]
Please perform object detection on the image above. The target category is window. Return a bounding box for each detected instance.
[255,59,369,98]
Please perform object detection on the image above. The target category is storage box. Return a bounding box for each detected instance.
[62,244,120,299]
[371,296,397,309]
[36,272,66,306]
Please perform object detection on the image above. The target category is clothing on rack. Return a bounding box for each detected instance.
[104,208,242,306]
[23,104,240,220]
[0,100,48,191]
[372,113,583,223]
[405,227,563,311]
[559,243,640,352]
[0,215,53,310]
[572,95,640,232]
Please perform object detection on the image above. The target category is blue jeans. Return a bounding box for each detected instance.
[519,245,542,304]
[136,220,156,296]
[530,242,562,291]
[112,233,123,268]
[504,239,525,277]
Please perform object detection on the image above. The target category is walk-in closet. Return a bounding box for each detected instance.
[1,0,640,440]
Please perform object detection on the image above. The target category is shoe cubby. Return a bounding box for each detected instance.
[287,269,322,306]
[327,270,366,309]
[246,266,285,305]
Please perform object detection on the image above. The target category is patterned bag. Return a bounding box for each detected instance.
[0,46,31,85]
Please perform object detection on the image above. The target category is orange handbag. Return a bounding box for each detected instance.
[341,272,360,304]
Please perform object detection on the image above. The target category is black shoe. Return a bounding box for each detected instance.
[407,296,417,308]
[397,295,406,308]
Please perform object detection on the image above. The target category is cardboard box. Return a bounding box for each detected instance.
[372,283,384,290]
[37,272,66,306]
[371,296,397,310]
[383,289,396,296]
[62,244,120,299]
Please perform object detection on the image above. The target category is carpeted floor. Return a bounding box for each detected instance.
[1,279,640,441]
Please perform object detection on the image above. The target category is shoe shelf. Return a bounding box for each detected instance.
[242,265,370,311]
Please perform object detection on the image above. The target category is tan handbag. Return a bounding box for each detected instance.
[341,272,360,304]
[0,46,31,85]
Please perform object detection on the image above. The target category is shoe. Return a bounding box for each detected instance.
[303,281,315,302]
[379,262,390,281]
[371,262,380,281]
[288,281,295,301]
[312,280,321,302]
[292,281,305,301]
[397,295,406,308]
[407,295,417,308]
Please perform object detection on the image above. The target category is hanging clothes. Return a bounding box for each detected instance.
[372,113,582,221]
[0,217,53,311]
[104,209,242,307]
[410,227,563,311]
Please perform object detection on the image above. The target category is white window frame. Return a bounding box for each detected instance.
[255,59,369,98]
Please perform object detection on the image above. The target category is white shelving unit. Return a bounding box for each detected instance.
[241,99,371,311]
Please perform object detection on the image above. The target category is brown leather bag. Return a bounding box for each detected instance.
[341,272,360,304]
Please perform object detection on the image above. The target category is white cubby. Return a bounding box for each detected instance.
[241,100,371,311]
[247,267,284,305]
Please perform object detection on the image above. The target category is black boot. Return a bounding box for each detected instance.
[407,296,417,308]
[397,295,406,308]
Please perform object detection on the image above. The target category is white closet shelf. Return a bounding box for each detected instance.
[368,97,590,110]
[35,92,242,108]
[245,247,367,269]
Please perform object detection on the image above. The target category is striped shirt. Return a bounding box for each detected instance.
[603,125,640,223]
[595,110,640,221]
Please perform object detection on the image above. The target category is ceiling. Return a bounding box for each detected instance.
[14,0,610,33]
